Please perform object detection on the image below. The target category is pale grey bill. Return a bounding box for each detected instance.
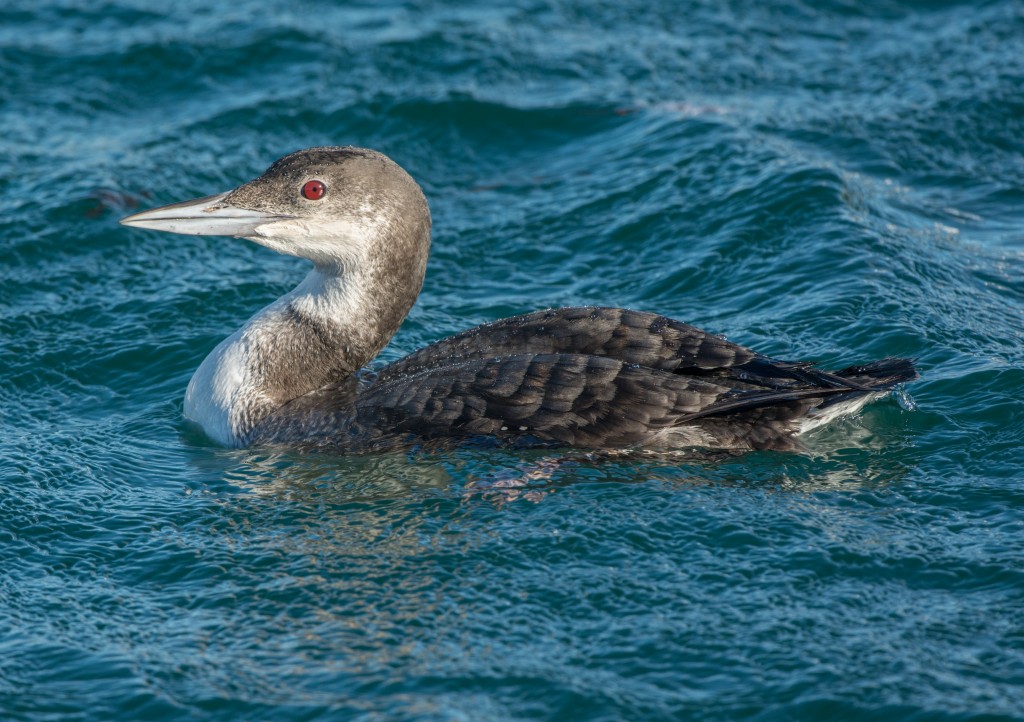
[119,192,294,236]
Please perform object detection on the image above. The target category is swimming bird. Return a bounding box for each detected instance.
[120,146,917,452]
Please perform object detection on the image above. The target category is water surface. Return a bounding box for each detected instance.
[2,1,1023,720]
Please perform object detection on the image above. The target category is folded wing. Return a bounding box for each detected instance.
[247,308,917,452]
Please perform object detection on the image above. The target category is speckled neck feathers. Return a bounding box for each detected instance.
[175,147,431,446]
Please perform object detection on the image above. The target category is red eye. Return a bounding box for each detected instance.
[301,180,326,200]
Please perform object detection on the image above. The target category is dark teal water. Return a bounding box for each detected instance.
[3,1,1024,720]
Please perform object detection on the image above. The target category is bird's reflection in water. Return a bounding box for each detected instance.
[458,406,918,503]
[216,447,453,503]
[460,447,742,505]
[191,402,917,512]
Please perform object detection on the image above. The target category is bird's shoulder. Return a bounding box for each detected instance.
[375,306,756,384]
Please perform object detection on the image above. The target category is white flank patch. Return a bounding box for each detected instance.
[645,425,715,448]
[796,392,886,435]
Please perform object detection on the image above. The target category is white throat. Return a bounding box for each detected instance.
[183,267,370,447]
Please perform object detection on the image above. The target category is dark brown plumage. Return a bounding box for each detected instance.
[248,307,917,452]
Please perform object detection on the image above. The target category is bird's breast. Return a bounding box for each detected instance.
[184,329,251,447]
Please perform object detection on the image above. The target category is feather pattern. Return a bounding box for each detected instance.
[248,307,918,452]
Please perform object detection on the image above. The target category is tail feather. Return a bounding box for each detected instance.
[678,357,919,434]
[834,357,919,389]
[734,356,915,392]
[803,357,918,428]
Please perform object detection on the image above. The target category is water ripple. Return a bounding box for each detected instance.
[3,0,1024,720]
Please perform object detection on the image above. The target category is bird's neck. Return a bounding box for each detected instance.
[184,263,421,446]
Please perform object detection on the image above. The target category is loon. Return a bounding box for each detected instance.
[120,146,917,452]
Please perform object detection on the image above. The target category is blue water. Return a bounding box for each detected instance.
[3,1,1024,720]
